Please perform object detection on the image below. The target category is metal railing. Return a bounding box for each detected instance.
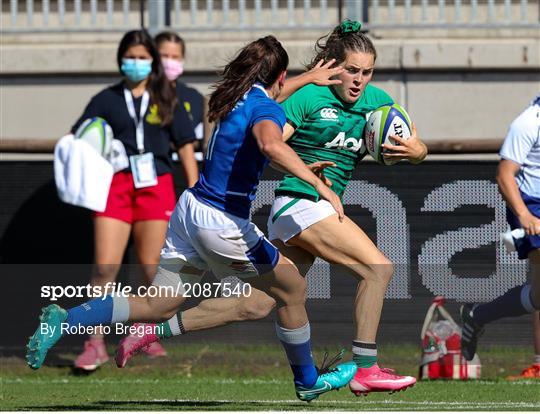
[2,0,539,33]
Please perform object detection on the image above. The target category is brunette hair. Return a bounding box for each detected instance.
[117,29,176,126]
[308,20,377,70]
[208,36,288,122]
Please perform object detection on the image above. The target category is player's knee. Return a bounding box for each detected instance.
[92,264,120,283]
[238,293,275,320]
[379,260,394,286]
[286,277,308,304]
[366,259,394,287]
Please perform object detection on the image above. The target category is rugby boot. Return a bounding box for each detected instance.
[349,365,416,395]
[115,326,160,368]
[74,337,109,371]
[460,304,484,361]
[26,304,68,369]
[295,350,357,402]
[506,364,540,380]
[144,341,167,358]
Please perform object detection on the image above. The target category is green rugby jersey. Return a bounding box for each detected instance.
[276,83,393,201]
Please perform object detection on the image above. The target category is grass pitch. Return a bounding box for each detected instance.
[1,343,539,411]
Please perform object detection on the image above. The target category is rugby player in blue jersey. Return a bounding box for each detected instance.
[461,94,540,362]
[26,36,357,401]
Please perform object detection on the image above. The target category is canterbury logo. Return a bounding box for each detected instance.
[320,108,338,120]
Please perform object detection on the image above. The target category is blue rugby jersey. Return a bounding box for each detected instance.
[190,85,286,218]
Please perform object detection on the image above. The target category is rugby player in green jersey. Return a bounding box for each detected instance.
[266,20,426,395]
[117,21,427,396]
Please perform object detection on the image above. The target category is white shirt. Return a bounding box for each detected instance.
[499,94,540,198]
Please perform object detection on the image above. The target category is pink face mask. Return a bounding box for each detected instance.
[162,58,184,81]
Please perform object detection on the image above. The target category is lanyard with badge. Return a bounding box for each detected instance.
[124,88,158,188]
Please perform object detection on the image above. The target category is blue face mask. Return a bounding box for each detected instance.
[121,58,153,82]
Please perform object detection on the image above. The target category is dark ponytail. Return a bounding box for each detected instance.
[117,29,177,126]
[208,36,289,123]
[308,20,377,70]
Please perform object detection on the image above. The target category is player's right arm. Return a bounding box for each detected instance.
[253,120,344,221]
[496,160,540,236]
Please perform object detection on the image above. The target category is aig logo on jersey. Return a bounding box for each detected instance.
[325,132,364,153]
[320,108,338,121]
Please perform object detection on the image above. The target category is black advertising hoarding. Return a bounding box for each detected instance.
[0,160,531,346]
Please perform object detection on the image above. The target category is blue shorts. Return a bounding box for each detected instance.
[506,191,540,260]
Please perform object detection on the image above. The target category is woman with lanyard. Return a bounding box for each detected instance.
[69,29,197,371]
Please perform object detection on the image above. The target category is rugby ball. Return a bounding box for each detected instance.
[364,104,412,165]
[74,117,113,158]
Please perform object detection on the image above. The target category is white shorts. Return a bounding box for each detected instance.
[267,196,336,243]
[161,191,279,279]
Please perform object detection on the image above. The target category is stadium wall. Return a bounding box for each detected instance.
[1,37,539,142]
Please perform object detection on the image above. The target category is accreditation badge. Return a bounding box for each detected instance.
[129,152,158,189]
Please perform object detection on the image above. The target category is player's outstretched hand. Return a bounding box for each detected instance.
[307,59,344,86]
[308,161,335,187]
[315,182,344,222]
[382,123,428,164]
[518,212,540,236]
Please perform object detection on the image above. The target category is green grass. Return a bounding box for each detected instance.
[1,343,539,411]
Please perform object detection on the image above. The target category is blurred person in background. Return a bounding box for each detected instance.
[461,94,540,379]
[69,29,197,371]
[155,31,208,162]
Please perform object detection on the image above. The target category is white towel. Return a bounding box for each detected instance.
[109,139,129,173]
[54,134,113,212]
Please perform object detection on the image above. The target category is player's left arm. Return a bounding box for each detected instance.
[381,123,428,164]
[277,60,344,103]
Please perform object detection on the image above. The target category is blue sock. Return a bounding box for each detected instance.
[65,294,130,328]
[472,284,535,326]
[275,322,318,388]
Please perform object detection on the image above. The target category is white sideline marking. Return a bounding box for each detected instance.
[148,399,539,409]
[4,377,539,386]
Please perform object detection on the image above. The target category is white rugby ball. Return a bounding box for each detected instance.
[75,117,113,158]
[364,104,412,165]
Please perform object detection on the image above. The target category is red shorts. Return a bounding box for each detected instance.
[95,172,176,223]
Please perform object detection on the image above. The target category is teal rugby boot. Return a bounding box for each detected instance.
[26,304,68,369]
[295,350,357,402]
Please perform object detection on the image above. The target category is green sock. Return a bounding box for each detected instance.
[156,312,184,339]
[352,341,377,368]
[156,321,173,339]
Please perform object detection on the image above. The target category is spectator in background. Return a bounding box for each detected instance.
[461,94,540,379]
[70,29,197,371]
[155,31,208,162]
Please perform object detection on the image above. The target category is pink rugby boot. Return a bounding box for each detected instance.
[349,364,416,396]
[74,337,109,371]
[115,323,164,368]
